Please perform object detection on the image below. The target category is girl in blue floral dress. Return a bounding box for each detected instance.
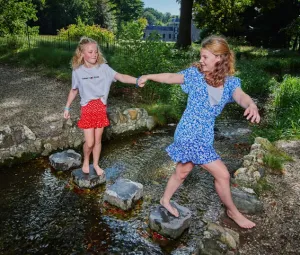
[138,35,260,229]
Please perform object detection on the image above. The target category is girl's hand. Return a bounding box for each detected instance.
[244,103,260,123]
[138,75,148,87]
[64,109,70,119]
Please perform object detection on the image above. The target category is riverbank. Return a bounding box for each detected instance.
[0,64,155,165]
[237,140,300,255]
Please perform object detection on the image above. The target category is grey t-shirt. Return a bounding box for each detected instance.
[206,84,224,106]
[72,64,117,106]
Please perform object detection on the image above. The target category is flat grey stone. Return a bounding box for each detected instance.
[231,187,263,214]
[49,149,81,171]
[149,202,192,239]
[103,178,143,210]
[71,165,106,188]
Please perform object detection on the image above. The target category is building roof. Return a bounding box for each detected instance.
[145,26,173,31]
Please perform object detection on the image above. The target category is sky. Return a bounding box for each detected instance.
[142,0,180,15]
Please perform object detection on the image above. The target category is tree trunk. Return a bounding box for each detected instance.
[293,34,298,51]
[176,0,193,48]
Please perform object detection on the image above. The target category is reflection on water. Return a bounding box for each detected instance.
[0,124,251,254]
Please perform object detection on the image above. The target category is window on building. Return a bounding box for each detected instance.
[163,34,165,39]
[169,34,171,39]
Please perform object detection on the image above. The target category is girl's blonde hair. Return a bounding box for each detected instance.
[193,35,235,87]
[71,36,106,69]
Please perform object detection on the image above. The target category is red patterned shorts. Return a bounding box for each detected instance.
[77,99,110,129]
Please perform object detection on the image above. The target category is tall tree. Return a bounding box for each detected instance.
[0,0,38,35]
[176,0,193,48]
[193,0,254,36]
[110,0,144,30]
[241,0,300,48]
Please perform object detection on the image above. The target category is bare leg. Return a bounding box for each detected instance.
[82,128,95,173]
[160,162,194,217]
[202,160,256,229]
[92,127,104,176]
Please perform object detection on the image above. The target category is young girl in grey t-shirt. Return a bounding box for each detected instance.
[64,37,142,176]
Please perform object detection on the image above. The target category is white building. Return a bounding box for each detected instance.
[143,17,200,42]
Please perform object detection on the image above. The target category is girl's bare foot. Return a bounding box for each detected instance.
[93,165,104,176]
[227,209,256,229]
[82,163,90,174]
[160,198,179,217]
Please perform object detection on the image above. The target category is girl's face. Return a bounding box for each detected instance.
[81,43,98,67]
[199,48,220,72]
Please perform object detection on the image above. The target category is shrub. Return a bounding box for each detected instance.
[58,18,114,43]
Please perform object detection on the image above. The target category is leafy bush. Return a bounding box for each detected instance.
[58,18,114,43]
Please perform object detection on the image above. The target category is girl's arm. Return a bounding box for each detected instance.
[64,88,78,119]
[233,87,260,123]
[139,73,184,85]
[115,73,137,85]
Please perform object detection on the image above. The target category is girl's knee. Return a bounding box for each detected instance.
[85,141,94,149]
[217,170,230,182]
[175,164,193,180]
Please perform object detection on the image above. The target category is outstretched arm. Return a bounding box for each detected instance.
[138,73,184,86]
[114,73,143,87]
[64,88,78,119]
[233,87,260,123]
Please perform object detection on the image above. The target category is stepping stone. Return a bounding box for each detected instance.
[149,202,192,239]
[103,178,143,210]
[49,149,81,171]
[71,165,106,189]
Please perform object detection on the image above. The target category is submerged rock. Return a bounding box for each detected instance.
[49,149,81,171]
[149,202,192,239]
[103,178,143,210]
[71,165,106,188]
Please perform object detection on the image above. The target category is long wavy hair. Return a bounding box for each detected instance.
[193,35,235,87]
[71,36,106,70]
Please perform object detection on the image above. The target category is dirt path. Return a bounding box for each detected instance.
[234,140,300,255]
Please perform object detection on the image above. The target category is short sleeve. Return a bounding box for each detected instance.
[103,64,117,82]
[71,70,79,89]
[177,67,198,94]
[228,77,241,102]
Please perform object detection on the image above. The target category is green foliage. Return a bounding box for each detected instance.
[112,26,193,108]
[142,8,172,26]
[118,18,147,40]
[110,0,144,29]
[140,102,184,125]
[0,0,38,35]
[263,153,285,174]
[236,60,276,96]
[273,76,300,129]
[58,18,115,42]
[253,177,273,196]
[194,0,254,34]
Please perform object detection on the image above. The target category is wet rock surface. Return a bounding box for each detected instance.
[71,164,106,188]
[149,202,192,239]
[49,149,81,171]
[103,178,143,210]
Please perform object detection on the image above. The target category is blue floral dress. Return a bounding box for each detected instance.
[166,66,241,165]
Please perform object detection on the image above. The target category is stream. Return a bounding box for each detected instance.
[0,121,253,255]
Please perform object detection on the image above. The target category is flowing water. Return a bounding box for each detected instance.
[0,122,253,255]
